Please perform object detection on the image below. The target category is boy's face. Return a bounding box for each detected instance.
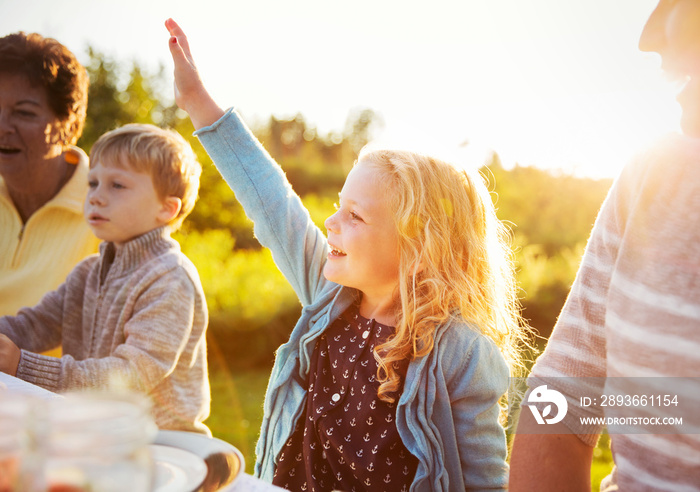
[85,159,173,245]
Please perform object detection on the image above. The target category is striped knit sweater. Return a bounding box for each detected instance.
[0,227,211,435]
[529,133,700,491]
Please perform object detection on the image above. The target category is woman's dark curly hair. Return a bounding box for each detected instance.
[0,32,89,145]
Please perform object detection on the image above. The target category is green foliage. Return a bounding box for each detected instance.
[78,46,613,362]
[591,434,614,491]
[184,163,261,250]
[78,48,173,151]
[174,228,301,369]
[257,109,376,175]
[514,240,586,338]
[482,153,612,337]
[205,367,270,473]
[283,158,347,197]
[79,49,618,476]
[175,229,298,320]
[78,48,127,150]
[302,193,338,230]
[485,155,611,255]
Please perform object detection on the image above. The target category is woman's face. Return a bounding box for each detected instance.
[0,73,65,189]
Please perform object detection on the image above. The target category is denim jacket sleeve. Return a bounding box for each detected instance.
[194,108,331,306]
[195,109,345,479]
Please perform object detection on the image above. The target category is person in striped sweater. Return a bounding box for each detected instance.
[510,2,700,491]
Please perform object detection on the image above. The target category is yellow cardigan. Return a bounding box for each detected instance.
[0,147,100,319]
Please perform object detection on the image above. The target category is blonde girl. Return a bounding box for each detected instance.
[166,18,526,491]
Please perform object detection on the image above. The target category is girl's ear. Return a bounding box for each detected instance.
[158,196,183,224]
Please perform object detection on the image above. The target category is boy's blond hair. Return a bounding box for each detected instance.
[89,124,201,230]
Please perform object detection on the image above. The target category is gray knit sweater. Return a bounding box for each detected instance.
[0,227,211,435]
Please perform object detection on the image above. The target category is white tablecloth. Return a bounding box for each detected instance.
[227,473,285,491]
[0,371,62,399]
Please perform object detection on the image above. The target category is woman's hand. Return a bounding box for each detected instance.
[0,334,21,376]
[165,18,225,130]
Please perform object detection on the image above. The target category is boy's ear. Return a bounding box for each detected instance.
[158,196,182,224]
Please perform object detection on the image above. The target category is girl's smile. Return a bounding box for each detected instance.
[328,244,347,257]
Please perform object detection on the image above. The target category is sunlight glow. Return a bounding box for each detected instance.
[1,0,675,178]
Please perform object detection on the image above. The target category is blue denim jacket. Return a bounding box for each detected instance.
[196,109,509,491]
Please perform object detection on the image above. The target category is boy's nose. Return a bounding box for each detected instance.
[88,190,105,206]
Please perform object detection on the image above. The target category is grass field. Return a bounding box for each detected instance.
[204,367,614,489]
[204,366,269,474]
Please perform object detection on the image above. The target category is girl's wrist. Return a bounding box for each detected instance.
[183,90,225,130]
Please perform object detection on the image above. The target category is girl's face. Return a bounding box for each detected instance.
[323,160,401,302]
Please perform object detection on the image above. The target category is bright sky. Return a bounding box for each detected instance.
[1,0,680,178]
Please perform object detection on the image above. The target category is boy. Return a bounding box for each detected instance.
[0,124,210,435]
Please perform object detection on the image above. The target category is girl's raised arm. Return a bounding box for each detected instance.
[165,18,225,130]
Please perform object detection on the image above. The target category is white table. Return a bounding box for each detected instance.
[227,474,285,491]
[0,371,62,398]
[0,373,284,491]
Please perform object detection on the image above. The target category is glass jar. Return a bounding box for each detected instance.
[0,393,44,492]
[0,394,27,492]
[42,392,157,492]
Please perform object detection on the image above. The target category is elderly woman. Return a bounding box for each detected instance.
[0,32,99,318]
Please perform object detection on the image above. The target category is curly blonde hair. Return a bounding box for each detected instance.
[358,149,528,403]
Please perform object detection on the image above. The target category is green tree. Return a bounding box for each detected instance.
[78,49,174,151]
[76,47,612,353]
[344,107,381,157]
[482,152,612,338]
[485,153,612,255]
[78,48,128,150]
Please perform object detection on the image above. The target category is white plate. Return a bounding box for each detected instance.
[153,430,245,491]
[151,444,208,492]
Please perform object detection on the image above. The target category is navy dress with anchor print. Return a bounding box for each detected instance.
[272,304,418,492]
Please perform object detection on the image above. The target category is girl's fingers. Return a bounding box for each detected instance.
[165,18,194,63]
[164,16,224,125]
[165,17,184,39]
[167,34,189,68]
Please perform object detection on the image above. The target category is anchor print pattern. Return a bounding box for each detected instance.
[272,304,418,491]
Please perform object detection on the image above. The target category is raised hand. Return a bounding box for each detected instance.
[165,18,224,129]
